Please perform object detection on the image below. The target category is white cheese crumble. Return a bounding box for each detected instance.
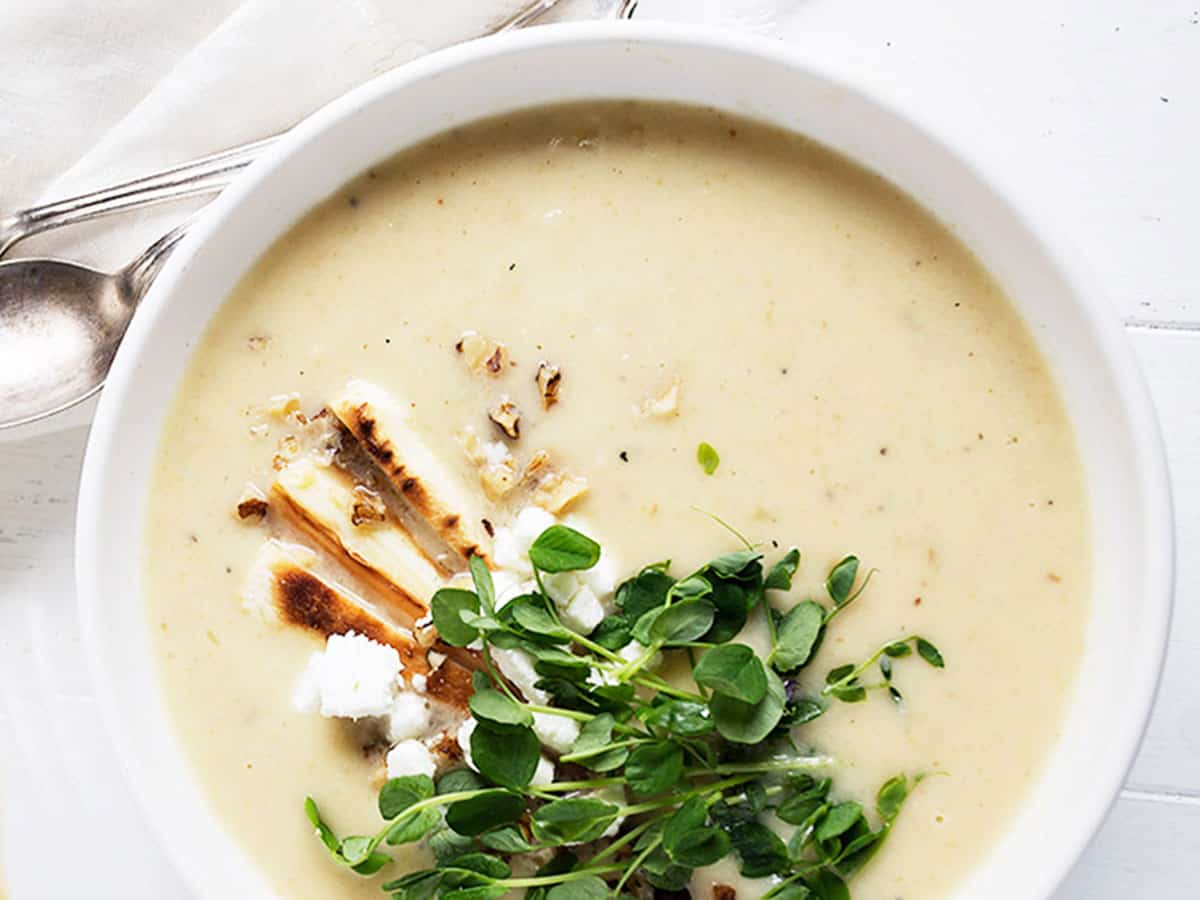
[386,691,432,743]
[490,506,620,634]
[532,755,556,787]
[386,739,437,779]
[456,718,477,769]
[492,646,549,705]
[533,712,581,755]
[291,632,403,719]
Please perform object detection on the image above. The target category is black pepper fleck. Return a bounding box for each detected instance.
[509,263,517,271]
[348,195,359,208]
[619,451,630,462]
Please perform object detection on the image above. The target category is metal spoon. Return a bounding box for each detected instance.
[0,224,185,429]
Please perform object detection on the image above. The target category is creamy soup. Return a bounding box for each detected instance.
[143,103,1088,900]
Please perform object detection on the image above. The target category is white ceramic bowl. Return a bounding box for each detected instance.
[76,22,1173,900]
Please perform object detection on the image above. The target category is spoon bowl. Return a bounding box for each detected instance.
[0,259,131,428]
[0,225,184,429]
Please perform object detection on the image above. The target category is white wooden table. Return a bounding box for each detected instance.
[1,0,1197,895]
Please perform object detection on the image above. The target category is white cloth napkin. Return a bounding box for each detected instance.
[0,0,646,439]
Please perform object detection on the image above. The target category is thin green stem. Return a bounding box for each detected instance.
[703,756,833,776]
[560,737,646,764]
[523,703,593,722]
[822,635,915,696]
[822,568,877,625]
[503,864,624,888]
[615,833,662,894]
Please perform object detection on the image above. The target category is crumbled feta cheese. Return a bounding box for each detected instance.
[492,647,549,705]
[428,651,447,670]
[541,570,580,606]
[532,755,556,786]
[482,439,513,467]
[410,673,428,693]
[456,719,477,769]
[577,553,618,600]
[386,691,432,743]
[561,586,604,634]
[533,712,581,755]
[294,632,402,720]
[617,640,661,670]
[386,739,437,779]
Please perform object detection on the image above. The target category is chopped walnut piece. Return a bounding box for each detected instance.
[414,622,438,649]
[263,392,302,420]
[639,376,681,418]
[488,397,522,439]
[533,471,589,514]
[535,361,562,409]
[713,885,737,900]
[350,485,388,526]
[522,449,552,483]
[235,484,269,522]
[458,427,519,500]
[455,331,507,376]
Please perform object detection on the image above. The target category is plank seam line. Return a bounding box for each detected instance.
[1120,786,1200,807]
[1123,318,1200,333]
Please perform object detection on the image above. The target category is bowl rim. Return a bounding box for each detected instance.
[75,19,1174,900]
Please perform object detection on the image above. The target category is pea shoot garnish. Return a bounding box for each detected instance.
[696,441,720,475]
[304,525,946,898]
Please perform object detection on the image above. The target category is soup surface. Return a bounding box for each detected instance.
[143,103,1089,900]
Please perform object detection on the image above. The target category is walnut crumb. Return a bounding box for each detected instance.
[350,485,388,526]
[235,483,268,522]
[713,886,737,900]
[639,376,681,418]
[488,397,522,439]
[456,331,507,376]
[535,361,563,409]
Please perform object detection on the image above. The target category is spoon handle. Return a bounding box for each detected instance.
[0,136,277,259]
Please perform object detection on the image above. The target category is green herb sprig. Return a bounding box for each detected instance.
[304,525,945,898]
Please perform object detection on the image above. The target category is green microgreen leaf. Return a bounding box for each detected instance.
[529,525,601,572]
[589,613,633,651]
[304,797,340,853]
[478,825,533,854]
[626,740,685,794]
[431,588,482,647]
[615,566,675,621]
[444,789,525,837]
[469,688,534,730]
[710,665,786,744]
[545,876,611,900]
[471,723,540,791]
[728,821,789,877]
[825,556,859,607]
[697,441,720,475]
[509,597,573,642]
[649,597,716,646]
[469,553,495,611]
[815,801,864,842]
[532,797,620,846]
[639,698,714,737]
[693,644,768,703]
[769,600,825,671]
[917,637,945,668]
[378,775,435,819]
[765,548,801,591]
[876,774,908,822]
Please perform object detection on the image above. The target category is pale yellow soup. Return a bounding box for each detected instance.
[143,103,1088,900]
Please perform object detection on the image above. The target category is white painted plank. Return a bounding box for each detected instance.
[1057,792,1200,898]
[1126,329,1200,793]
[644,0,1200,324]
